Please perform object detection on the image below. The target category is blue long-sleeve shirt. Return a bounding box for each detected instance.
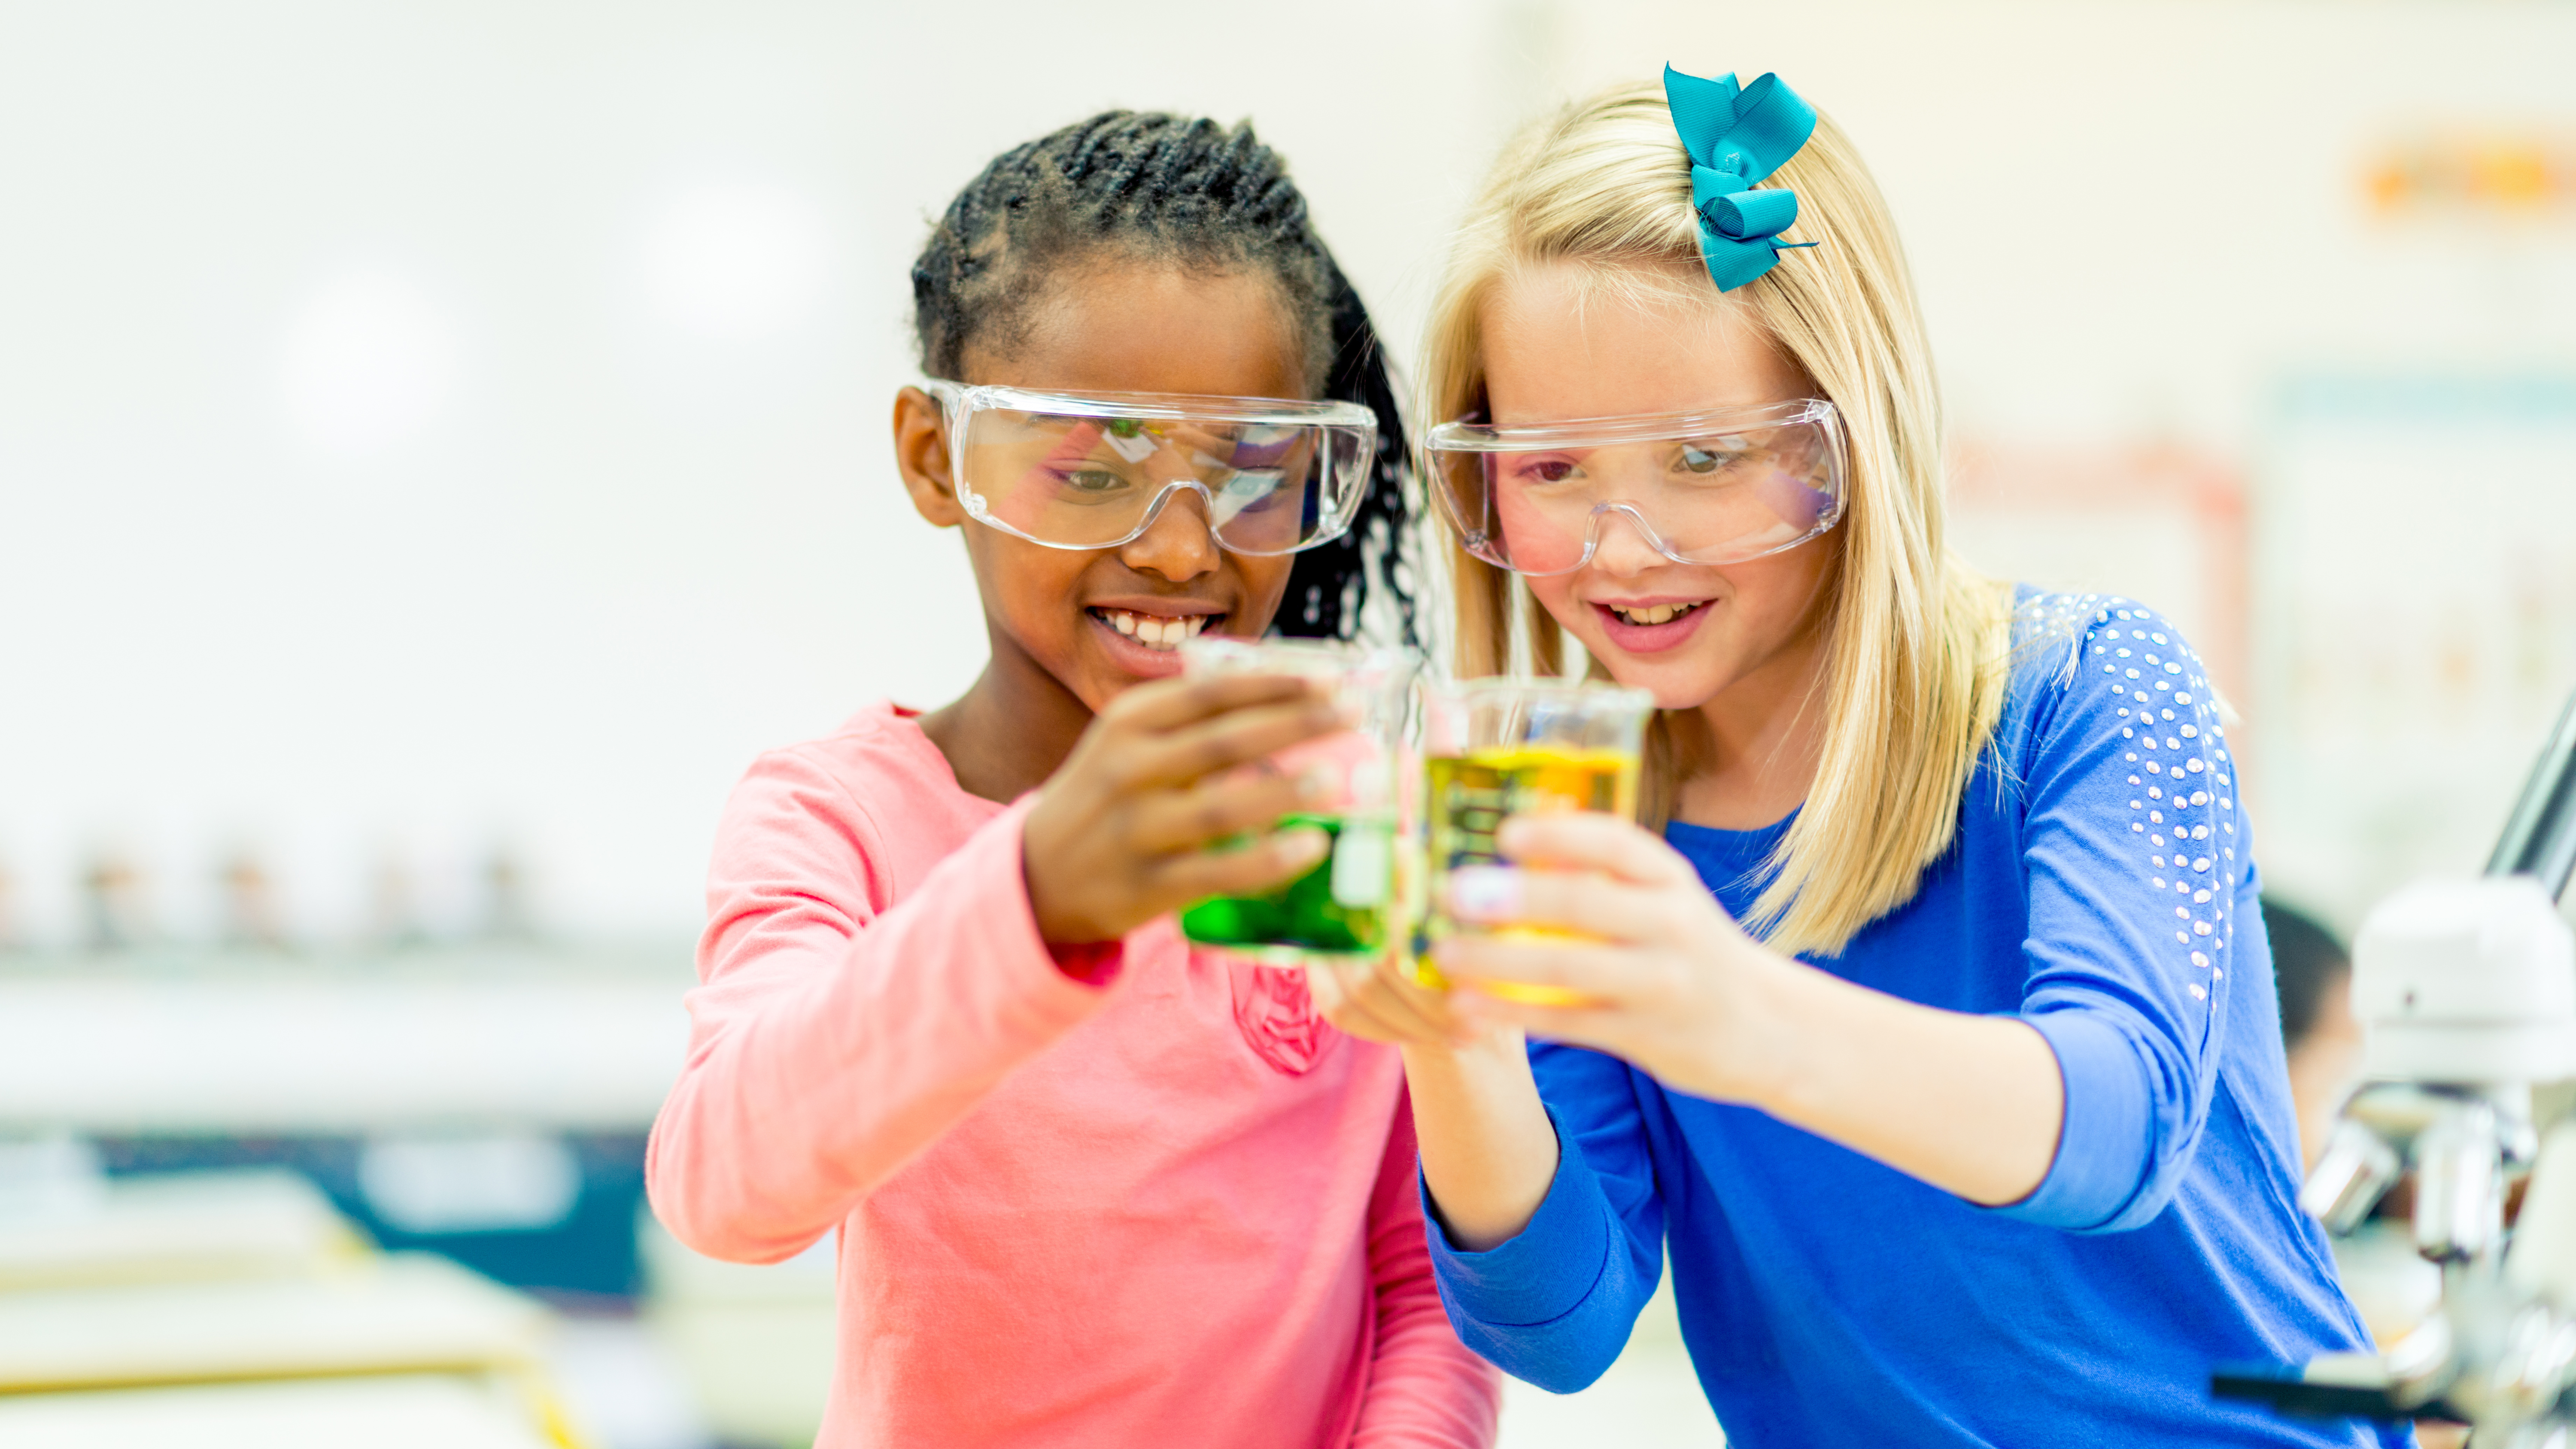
[1426,592,2400,1447]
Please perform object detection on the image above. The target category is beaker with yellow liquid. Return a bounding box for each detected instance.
[1417,680,1656,1004]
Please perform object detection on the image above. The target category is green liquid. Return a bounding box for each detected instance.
[1181,814,1393,957]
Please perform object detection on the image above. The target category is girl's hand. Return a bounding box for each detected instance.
[1307,948,1480,1049]
[1023,673,1345,945]
[1437,813,2067,1207]
[1431,812,1805,1106]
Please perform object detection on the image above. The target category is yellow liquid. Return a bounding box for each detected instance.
[1417,745,1640,1006]
[1413,943,1598,1007]
[1428,746,1639,825]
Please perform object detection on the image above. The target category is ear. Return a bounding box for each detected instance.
[892,386,965,529]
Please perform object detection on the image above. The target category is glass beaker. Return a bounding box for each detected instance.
[1176,637,1418,963]
[1417,678,1656,1004]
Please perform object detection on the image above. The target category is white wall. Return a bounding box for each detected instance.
[1537,0,2576,445]
[4,0,2572,942]
[0,0,1510,943]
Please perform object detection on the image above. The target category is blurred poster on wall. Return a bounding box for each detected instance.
[1947,440,2249,705]
[2256,375,2576,926]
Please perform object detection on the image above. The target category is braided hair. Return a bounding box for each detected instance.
[911,111,1416,645]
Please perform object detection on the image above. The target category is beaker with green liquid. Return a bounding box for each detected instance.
[1176,638,1418,963]
[1416,678,1656,1003]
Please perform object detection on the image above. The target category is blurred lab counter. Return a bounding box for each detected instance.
[0,945,691,1134]
[0,945,835,1445]
[0,1168,580,1448]
[0,944,695,1301]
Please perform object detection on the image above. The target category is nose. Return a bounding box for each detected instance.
[1582,505,1669,578]
[1118,485,1222,582]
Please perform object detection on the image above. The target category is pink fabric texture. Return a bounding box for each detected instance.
[646,702,1499,1449]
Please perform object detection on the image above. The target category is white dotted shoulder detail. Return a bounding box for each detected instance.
[2054,594,2235,1006]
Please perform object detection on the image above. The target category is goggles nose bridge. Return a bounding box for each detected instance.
[1126,477,1224,544]
[1580,500,1690,568]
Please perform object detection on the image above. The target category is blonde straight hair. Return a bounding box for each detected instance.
[1423,79,2014,957]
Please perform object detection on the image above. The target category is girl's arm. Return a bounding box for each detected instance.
[1428,824,2061,1209]
[1404,1035,1669,1394]
[649,676,1341,1263]
[1346,1086,1504,1448]
[1402,1033,1556,1250]
[646,750,1111,1264]
[1710,954,2067,1202]
[1435,608,2241,1232]
[1316,942,1676,1390]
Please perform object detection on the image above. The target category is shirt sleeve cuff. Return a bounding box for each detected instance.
[1992,1009,2152,1230]
[1045,938,1124,986]
[1420,1107,1613,1327]
[959,794,1133,1005]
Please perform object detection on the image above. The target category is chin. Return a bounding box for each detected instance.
[1578,635,1725,712]
[1587,632,1752,711]
[1634,671,1726,714]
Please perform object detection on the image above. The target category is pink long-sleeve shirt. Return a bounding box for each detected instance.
[646,702,1500,1448]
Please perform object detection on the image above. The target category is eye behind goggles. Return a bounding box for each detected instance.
[923,381,1379,557]
[1423,398,1846,577]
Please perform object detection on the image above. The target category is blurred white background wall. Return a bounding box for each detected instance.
[5,0,2573,945]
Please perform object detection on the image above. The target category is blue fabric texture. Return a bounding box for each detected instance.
[1663,66,1819,291]
[1424,591,2405,1448]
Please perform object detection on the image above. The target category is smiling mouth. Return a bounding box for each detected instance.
[1603,601,1706,626]
[1088,607,1217,652]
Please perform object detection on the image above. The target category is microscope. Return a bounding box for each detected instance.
[2218,690,2576,1441]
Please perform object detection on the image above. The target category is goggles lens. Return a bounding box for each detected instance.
[1425,400,1846,576]
[931,383,1375,556]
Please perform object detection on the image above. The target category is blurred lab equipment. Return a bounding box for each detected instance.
[0,857,21,954]
[371,850,428,949]
[78,852,150,952]
[219,850,290,952]
[485,849,541,942]
[2218,689,2576,1437]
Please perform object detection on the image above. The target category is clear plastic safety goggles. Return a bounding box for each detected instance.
[1424,399,1846,576]
[923,381,1378,556]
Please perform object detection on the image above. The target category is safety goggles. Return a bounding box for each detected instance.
[1424,399,1846,577]
[922,381,1377,556]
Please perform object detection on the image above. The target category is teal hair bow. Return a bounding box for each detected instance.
[1663,66,1819,291]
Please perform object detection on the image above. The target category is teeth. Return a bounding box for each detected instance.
[1099,610,1213,651]
[1612,601,1700,626]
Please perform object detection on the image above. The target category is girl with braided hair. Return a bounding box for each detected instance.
[647,111,1499,1448]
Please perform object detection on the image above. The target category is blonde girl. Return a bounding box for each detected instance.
[1318,68,2395,1447]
